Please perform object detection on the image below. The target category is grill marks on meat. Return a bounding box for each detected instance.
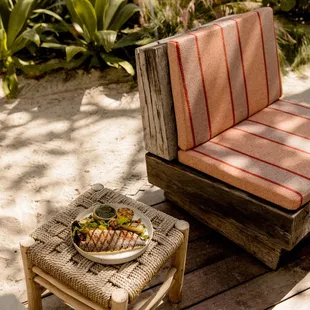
[79,229,146,253]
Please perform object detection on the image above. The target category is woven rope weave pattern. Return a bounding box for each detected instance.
[28,187,184,308]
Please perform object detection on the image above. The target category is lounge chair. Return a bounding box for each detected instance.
[135,7,310,269]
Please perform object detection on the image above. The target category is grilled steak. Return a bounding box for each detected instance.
[79,229,146,253]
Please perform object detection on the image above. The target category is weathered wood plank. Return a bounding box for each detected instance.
[291,205,310,246]
[189,253,310,310]
[129,254,268,310]
[145,153,310,268]
[42,294,71,310]
[145,233,241,290]
[146,153,294,247]
[136,44,178,160]
[152,201,212,242]
[166,191,283,269]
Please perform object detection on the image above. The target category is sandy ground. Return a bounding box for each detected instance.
[0,66,310,304]
[0,68,145,301]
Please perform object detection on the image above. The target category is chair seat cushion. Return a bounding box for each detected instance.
[178,99,310,210]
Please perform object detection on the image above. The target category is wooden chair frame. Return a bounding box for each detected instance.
[20,220,189,310]
[135,37,310,270]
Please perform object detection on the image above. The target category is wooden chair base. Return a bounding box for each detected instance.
[20,220,189,310]
[146,153,310,270]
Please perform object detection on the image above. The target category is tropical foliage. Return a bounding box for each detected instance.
[0,0,149,98]
[35,0,151,75]
[1,0,310,98]
[143,0,310,72]
[263,0,309,15]
[0,0,39,98]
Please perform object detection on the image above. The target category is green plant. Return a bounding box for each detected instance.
[0,0,39,98]
[263,0,310,71]
[263,0,309,15]
[144,0,216,39]
[35,0,151,75]
[143,0,262,40]
[278,20,310,71]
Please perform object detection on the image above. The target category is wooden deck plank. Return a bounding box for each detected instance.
[188,248,310,310]
[42,294,71,309]
[145,233,242,289]
[153,201,213,241]
[130,254,268,309]
[270,288,310,310]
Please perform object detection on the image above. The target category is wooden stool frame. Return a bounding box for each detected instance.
[20,220,189,310]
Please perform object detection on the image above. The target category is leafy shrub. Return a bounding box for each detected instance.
[35,0,151,75]
[0,0,39,98]
[1,0,151,98]
[263,1,310,71]
[142,0,215,39]
[263,0,310,16]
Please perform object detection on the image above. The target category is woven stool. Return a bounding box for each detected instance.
[20,185,189,310]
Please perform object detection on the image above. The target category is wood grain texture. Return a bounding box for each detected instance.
[136,43,178,160]
[166,191,283,269]
[190,254,310,310]
[169,221,189,303]
[143,234,241,291]
[34,277,95,310]
[20,238,43,310]
[153,201,211,242]
[130,254,268,310]
[291,205,310,246]
[142,201,241,290]
[146,153,310,269]
[32,267,103,310]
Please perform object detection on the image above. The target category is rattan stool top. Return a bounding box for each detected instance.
[28,186,184,308]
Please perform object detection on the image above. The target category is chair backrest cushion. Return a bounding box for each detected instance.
[168,7,282,151]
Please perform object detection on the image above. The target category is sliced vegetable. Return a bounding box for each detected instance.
[121,223,145,235]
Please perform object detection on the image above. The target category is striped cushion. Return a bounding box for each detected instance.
[178,99,310,210]
[168,7,282,151]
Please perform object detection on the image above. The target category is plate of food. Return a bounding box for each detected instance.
[71,203,153,264]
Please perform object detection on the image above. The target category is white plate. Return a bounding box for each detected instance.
[71,203,153,264]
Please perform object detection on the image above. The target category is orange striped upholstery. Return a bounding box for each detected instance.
[168,7,282,151]
[178,99,310,210]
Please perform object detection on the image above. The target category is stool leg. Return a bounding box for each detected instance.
[111,288,128,310]
[20,237,42,310]
[168,220,190,304]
